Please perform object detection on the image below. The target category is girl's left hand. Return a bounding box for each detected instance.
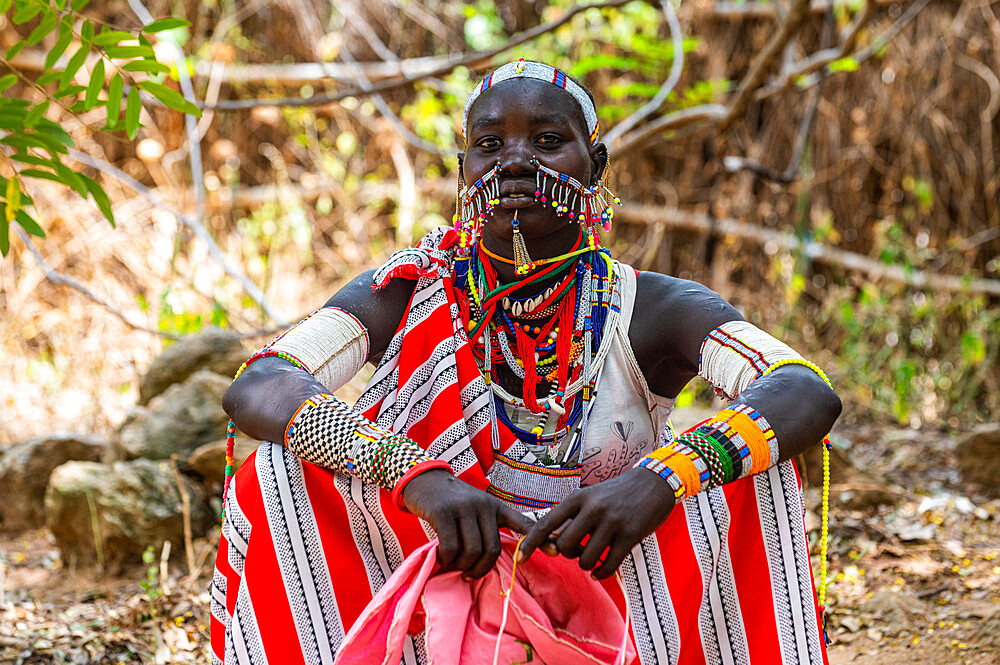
[517,467,676,579]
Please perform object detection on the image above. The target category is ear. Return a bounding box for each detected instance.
[589,143,608,185]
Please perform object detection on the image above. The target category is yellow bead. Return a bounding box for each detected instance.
[530,426,544,436]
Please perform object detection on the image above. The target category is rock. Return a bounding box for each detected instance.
[116,369,232,460]
[859,589,926,633]
[45,459,214,569]
[956,423,1000,493]
[188,436,260,488]
[971,609,1000,651]
[0,433,107,532]
[138,327,247,405]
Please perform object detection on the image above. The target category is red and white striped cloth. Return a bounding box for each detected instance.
[211,227,828,665]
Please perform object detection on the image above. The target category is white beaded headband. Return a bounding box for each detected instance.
[462,59,600,145]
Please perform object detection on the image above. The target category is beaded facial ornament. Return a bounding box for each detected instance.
[455,59,620,268]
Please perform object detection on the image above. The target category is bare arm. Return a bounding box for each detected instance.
[221,269,415,442]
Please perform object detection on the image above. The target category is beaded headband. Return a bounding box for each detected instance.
[462,59,600,145]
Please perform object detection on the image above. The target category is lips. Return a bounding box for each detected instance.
[499,181,536,208]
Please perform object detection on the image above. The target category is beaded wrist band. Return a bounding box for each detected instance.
[636,403,783,498]
[284,393,448,491]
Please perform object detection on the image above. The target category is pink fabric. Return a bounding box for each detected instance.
[334,533,634,665]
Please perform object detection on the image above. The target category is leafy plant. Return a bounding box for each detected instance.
[0,0,201,256]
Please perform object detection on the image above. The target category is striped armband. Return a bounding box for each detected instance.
[284,393,449,491]
[698,320,802,400]
[262,307,369,391]
[635,402,782,498]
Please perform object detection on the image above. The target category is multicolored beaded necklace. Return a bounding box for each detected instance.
[453,228,617,463]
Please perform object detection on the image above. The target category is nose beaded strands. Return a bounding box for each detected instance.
[456,162,501,250]
[455,158,620,262]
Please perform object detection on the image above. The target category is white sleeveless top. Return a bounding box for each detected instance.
[487,263,676,507]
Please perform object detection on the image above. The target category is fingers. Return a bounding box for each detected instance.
[434,517,460,569]
[577,526,612,571]
[592,538,635,580]
[464,510,501,580]
[454,512,483,576]
[518,498,579,563]
[555,512,594,559]
[497,504,534,536]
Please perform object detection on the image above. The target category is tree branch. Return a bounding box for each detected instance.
[67,148,288,326]
[200,0,636,110]
[12,225,180,339]
[615,204,1000,295]
[719,0,813,132]
[603,0,685,147]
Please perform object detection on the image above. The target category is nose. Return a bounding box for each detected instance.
[498,140,535,176]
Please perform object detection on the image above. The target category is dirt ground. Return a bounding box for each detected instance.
[1,421,998,664]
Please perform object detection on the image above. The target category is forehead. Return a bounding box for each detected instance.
[466,78,587,134]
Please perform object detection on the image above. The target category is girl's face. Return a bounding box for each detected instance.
[462,78,606,242]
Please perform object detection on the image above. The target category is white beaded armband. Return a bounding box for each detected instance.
[266,307,369,392]
[698,320,802,400]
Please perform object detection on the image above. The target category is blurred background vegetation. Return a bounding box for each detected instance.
[1,0,998,442]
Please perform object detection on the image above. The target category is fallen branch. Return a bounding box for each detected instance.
[615,204,1000,296]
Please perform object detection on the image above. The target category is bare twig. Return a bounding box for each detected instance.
[610,104,727,156]
[615,204,1000,295]
[129,0,206,225]
[720,0,813,132]
[603,0,685,147]
[757,0,934,100]
[67,148,287,325]
[334,11,448,157]
[13,226,180,339]
[201,0,635,110]
[170,456,196,578]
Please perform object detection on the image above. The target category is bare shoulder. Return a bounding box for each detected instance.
[323,268,416,361]
[627,270,742,396]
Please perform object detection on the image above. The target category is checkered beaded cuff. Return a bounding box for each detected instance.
[284,393,435,491]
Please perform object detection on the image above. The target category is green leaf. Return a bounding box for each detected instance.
[36,70,64,86]
[104,45,156,59]
[60,45,90,89]
[81,19,94,44]
[54,84,85,98]
[0,217,9,256]
[25,10,58,46]
[33,119,74,146]
[21,168,62,183]
[138,80,201,116]
[5,176,20,222]
[12,2,42,24]
[0,74,17,93]
[9,153,52,167]
[121,60,170,75]
[93,30,135,46]
[80,174,114,225]
[70,0,90,9]
[125,85,141,139]
[141,17,191,33]
[106,73,123,128]
[1,133,66,156]
[15,210,45,238]
[44,18,74,69]
[5,40,27,60]
[85,59,104,110]
[51,161,86,196]
[0,0,11,13]
[24,100,49,128]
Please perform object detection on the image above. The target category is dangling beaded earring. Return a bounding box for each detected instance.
[511,210,533,274]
